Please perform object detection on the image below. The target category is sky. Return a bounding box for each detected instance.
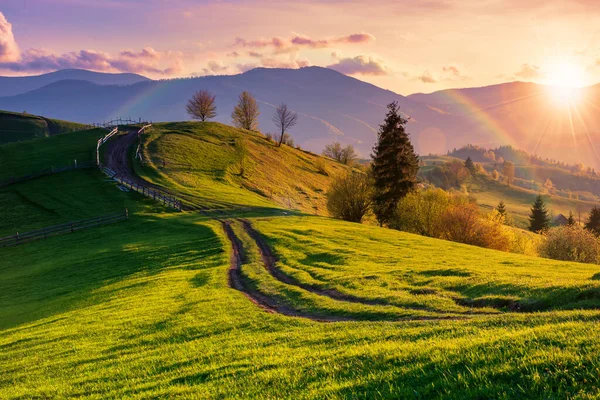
[2,0,600,94]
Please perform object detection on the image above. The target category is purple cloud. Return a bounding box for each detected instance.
[327,55,388,76]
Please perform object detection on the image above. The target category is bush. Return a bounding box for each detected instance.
[391,188,513,252]
[315,158,328,175]
[327,172,372,223]
[540,225,600,264]
[274,132,294,146]
[426,160,471,189]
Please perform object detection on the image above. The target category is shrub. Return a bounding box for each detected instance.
[426,160,471,189]
[392,188,513,252]
[265,133,274,142]
[327,172,372,223]
[540,225,600,264]
[315,158,328,175]
[274,132,294,147]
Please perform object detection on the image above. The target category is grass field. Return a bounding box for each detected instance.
[0,110,88,144]
[3,121,600,398]
[0,127,105,180]
[136,122,353,213]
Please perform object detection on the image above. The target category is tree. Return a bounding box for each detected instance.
[528,195,550,233]
[186,90,217,121]
[327,172,372,223]
[371,102,419,225]
[496,201,507,220]
[464,156,476,173]
[323,142,358,165]
[585,206,600,235]
[231,91,260,131]
[503,161,515,186]
[272,103,298,147]
[567,210,576,226]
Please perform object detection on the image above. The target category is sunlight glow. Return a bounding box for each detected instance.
[544,62,585,106]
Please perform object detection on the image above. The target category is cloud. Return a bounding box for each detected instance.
[1,47,183,75]
[442,65,467,80]
[417,70,437,83]
[0,12,19,62]
[514,63,543,80]
[201,60,229,75]
[248,51,263,58]
[327,55,388,76]
[0,13,182,75]
[233,32,375,54]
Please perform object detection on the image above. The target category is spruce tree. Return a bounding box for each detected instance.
[496,200,507,219]
[567,211,576,226]
[528,195,550,233]
[585,206,600,235]
[371,102,419,225]
[464,156,476,173]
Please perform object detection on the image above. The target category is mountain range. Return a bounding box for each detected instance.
[1,67,600,168]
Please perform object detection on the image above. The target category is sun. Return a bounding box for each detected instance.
[544,62,586,106]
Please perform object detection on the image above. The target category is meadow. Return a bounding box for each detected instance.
[2,122,600,398]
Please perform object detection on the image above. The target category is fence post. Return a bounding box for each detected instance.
[15,232,19,243]
[70,222,74,233]
[125,209,129,219]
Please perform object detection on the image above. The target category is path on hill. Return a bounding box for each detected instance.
[103,130,155,188]
[100,128,481,322]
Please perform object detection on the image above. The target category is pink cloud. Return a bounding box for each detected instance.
[233,32,375,53]
[327,55,388,76]
[514,63,543,80]
[0,12,20,62]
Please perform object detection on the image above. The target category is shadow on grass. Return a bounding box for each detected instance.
[0,213,224,331]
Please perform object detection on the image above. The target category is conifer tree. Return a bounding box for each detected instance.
[464,156,476,173]
[585,206,600,235]
[371,102,419,225]
[567,210,576,226]
[528,194,550,233]
[496,200,507,220]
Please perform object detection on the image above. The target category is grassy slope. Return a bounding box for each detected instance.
[3,123,600,398]
[0,128,106,180]
[0,110,87,144]
[136,122,352,214]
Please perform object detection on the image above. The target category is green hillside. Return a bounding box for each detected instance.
[0,110,88,144]
[2,121,600,398]
[135,122,354,214]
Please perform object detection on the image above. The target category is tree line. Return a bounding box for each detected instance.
[186,90,298,147]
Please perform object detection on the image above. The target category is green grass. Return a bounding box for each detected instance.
[0,110,88,144]
[0,128,105,180]
[2,204,600,398]
[136,122,353,213]
[4,121,600,398]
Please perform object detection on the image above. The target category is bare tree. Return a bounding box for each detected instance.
[186,90,217,121]
[231,91,260,131]
[272,103,298,147]
[323,141,358,165]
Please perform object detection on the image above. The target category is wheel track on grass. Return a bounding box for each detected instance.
[239,219,494,319]
[102,128,485,322]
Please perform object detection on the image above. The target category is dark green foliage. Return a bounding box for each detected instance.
[585,206,600,235]
[371,102,419,225]
[529,195,550,233]
[464,156,476,173]
[426,160,471,190]
[496,201,507,219]
[567,211,576,226]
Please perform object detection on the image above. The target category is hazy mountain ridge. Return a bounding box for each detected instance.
[0,69,150,97]
[2,67,600,167]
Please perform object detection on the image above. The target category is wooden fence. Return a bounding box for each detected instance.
[100,166,182,211]
[135,124,152,162]
[90,118,151,129]
[0,161,95,188]
[0,209,129,248]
